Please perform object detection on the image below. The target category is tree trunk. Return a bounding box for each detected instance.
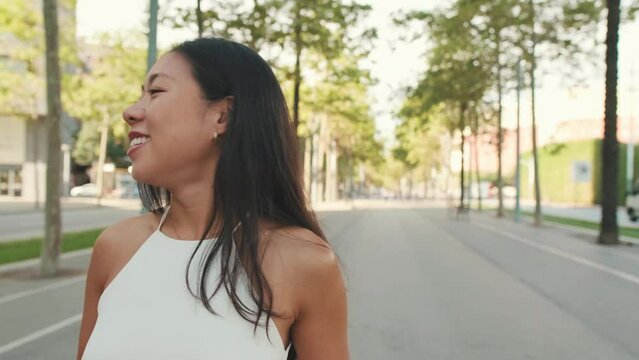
[96,109,109,206]
[599,0,620,245]
[147,0,158,73]
[32,102,41,210]
[496,32,504,218]
[468,134,473,205]
[40,0,62,277]
[473,113,482,211]
[292,6,302,133]
[459,103,467,209]
[530,0,542,227]
[515,60,522,222]
[196,0,203,37]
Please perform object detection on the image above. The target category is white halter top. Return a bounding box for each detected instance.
[82,206,290,359]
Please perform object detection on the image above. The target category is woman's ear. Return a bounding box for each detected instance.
[206,96,234,140]
[222,96,234,116]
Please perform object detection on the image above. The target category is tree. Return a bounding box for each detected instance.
[518,0,603,225]
[64,34,147,169]
[163,0,375,134]
[528,0,543,226]
[396,5,493,209]
[196,0,203,37]
[394,107,444,198]
[40,0,62,276]
[457,0,525,217]
[0,1,43,116]
[397,0,604,221]
[599,0,620,245]
[0,0,78,115]
[300,51,383,197]
[1,0,78,212]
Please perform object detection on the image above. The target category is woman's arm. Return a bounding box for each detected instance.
[290,242,349,360]
[76,233,109,360]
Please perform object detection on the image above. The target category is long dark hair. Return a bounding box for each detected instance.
[137,38,325,359]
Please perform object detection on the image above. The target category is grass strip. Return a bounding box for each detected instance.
[536,212,639,239]
[0,228,103,265]
[474,207,639,239]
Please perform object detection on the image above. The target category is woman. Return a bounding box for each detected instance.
[77,38,348,360]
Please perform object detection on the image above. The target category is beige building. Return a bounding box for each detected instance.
[0,0,78,201]
[466,116,636,177]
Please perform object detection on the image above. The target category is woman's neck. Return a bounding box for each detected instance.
[163,188,219,240]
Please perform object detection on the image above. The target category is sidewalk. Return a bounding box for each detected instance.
[0,198,142,242]
[478,198,639,229]
[0,197,142,215]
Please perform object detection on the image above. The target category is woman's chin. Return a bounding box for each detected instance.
[130,166,154,185]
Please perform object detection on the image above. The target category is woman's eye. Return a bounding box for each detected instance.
[148,89,164,95]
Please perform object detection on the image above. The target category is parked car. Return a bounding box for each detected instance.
[112,185,140,199]
[627,193,639,222]
[626,179,639,222]
[502,186,517,198]
[70,183,98,197]
[488,185,517,198]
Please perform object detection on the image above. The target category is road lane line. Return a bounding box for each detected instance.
[0,276,85,306]
[474,221,639,287]
[0,313,82,355]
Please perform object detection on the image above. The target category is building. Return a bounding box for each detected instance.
[0,0,79,201]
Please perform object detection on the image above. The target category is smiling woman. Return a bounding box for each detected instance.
[77,38,349,360]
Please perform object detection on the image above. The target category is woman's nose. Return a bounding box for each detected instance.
[123,102,145,125]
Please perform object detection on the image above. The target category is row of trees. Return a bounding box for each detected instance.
[163,0,383,191]
[67,0,385,199]
[2,0,386,199]
[394,0,638,244]
[1,0,386,275]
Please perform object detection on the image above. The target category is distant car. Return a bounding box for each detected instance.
[488,185,517,198]
[626,180,639,222]
[627,193,639,222]
[502,186,517,198]
[112,185,140,199]
[70,183,98,197]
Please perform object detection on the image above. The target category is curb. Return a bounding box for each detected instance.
[544,221,639,246]
[0,248,93,274]
[471,209,639,246]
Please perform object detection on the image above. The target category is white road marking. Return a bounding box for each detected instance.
[0,313,82,355]
[474,221,639,287]
[0,276,85,306]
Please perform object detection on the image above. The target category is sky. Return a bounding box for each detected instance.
[76,0,639,146]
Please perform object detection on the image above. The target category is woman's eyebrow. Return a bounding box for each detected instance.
[141,72,175,91]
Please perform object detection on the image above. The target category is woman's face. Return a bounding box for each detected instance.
[123,52,224,188]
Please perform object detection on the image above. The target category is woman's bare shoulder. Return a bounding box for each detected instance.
[264,225,346,342]
[94,212,159,251]
[264,225,341,285]
[90,212,160,284]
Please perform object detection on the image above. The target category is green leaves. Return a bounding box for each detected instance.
[393,0,608,182]
[63,34,147,165]
[163,0,381,171]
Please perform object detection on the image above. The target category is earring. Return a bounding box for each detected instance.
[213,131,218,143]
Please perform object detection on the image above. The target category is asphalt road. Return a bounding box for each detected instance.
[1,202,639,359]
[0,199,141,242]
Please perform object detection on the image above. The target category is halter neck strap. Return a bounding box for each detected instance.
[157,204,242,236]
[157,205,171,231]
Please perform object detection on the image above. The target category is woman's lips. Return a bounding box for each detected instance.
[127,141,149,158]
